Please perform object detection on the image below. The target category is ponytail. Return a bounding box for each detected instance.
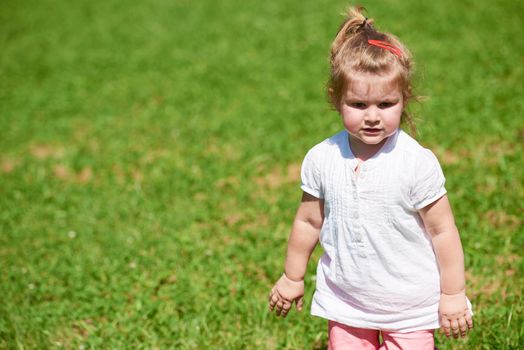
[330,6,371,62]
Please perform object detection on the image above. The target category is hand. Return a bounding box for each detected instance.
[268,273,304,317]
[439,290,473,338]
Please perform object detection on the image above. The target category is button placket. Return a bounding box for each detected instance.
[359,163,365,179]
[354,169,360,243]
[351,168,366,258]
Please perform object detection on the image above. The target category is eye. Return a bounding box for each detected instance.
[349,102,367,109]
[378,101,396,108]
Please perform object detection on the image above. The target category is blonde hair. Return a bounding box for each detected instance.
[328,6,417,132]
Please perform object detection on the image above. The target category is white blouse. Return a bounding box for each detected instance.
[301,128,459,332]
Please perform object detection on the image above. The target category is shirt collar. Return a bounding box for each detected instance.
[343,128,400,165]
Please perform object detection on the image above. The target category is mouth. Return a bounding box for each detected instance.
[363,128,382,134]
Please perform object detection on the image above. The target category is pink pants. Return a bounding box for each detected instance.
[328,321,435,350]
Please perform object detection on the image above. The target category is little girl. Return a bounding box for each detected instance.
[268,7,473,350]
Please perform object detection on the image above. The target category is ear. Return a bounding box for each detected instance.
[328,88,341,113]
[328,87,335,101]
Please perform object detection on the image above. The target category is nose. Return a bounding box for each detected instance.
[364,106,380,123]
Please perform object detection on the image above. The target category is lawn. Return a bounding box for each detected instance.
[1,0,523,349]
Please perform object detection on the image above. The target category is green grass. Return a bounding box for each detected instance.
[1,0,523,349]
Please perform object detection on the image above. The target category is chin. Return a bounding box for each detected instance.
[361,135,387,143]
[363,139,386,145]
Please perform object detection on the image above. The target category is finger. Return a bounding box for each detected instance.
[268,289,274,303]
[275,300,284,316]
[296,297,304,311]
[441,318,451,338]
[281,302,291,317]
[268,293,277,309]
[440,326,450,338]
[268,287,277,304]
[450,319,460,338]
[269,291,281,311]
[282,302,291,312]
[465,312,474,329]
[458,318,468,337]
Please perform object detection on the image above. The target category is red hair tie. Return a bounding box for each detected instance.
[367,39,403,58]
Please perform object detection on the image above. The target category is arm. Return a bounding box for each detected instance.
[419,195,473,338]
[268,192,324,317]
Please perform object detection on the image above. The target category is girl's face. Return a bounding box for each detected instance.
[337,72,404,156]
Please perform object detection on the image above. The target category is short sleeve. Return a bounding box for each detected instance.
[300,147,324,199]
[410,149,447,210]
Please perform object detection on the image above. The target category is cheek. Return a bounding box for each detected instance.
[385,108,403,127]
[341,116,360,131]
[340,109,361,129]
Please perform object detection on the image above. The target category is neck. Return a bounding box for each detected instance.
[348,135,389,162]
